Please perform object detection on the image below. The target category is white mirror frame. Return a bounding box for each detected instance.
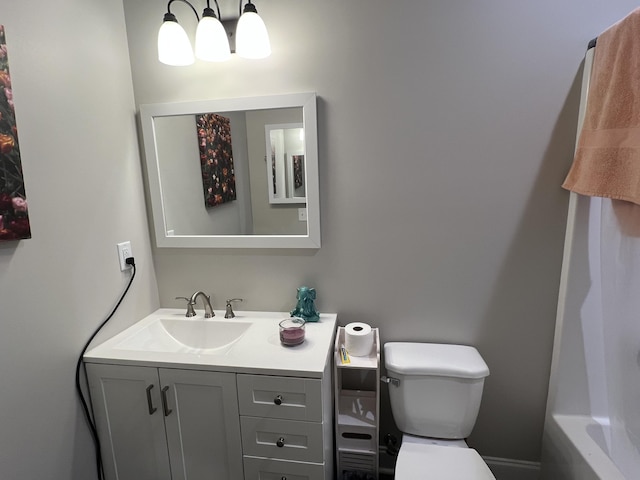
[139,92,320,248]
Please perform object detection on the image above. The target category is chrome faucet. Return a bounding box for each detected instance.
[224,298,243,318]
[190,291,215,318]
[177,291,215,318]
[175,296,196,317]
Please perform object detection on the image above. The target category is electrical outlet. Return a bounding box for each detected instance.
[117,241,133,271]
[298,208,307,221]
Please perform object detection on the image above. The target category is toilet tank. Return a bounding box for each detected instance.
[384,342,490,439]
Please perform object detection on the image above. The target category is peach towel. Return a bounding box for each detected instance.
[563,8,640,205]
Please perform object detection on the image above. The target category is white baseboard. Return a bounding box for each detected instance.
[483,456,540,480]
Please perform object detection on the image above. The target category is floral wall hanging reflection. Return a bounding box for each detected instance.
[292,154,304,189]
[196,113,236,208]
[0,26,30,241]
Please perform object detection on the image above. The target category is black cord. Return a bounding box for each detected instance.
[75,258,137,480]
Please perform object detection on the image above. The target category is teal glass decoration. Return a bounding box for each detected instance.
[290,286,320,322]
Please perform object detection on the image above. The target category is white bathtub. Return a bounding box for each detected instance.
[541,414,629,480]
[541,44,640,480]
[540,192,640,480]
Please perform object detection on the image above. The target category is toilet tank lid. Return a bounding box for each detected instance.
[384,343,490,379]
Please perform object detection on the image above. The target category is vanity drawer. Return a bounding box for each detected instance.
[237,374,322,422]
[243,456,325,480]
[240,416,324,463]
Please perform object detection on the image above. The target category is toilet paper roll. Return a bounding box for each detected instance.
[344,322,374,357]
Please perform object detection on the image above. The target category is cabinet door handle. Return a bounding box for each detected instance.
[161,386,173,416]
[274,394,283,405]
[146,384,157,415]
[276,437,285,448]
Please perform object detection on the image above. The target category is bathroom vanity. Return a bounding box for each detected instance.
[84,309,337,480]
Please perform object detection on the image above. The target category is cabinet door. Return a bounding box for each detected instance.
[86,363,171,480]
[159,368,243,480]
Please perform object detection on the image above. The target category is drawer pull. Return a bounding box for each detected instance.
[281,477,287,480]
[161,386,173,416]
[146,384,157,415]
[274,394,283,405]
[276,436,285,448]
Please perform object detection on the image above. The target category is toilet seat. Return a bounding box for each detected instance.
[395,443,496,480]
[401,433,468,448]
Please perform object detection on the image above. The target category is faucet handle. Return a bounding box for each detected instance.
[175,296,196,317]
[225,298,243,318]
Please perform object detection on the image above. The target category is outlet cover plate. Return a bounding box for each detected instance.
[117,241,132,271]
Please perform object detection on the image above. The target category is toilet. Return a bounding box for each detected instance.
[384,342,496,480]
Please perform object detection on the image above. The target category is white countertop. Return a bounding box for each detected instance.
[84,308,338,378]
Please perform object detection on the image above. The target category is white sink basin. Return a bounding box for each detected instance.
[84,308,338,375]
[116,318,252,353]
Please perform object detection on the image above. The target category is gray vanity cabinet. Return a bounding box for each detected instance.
[86,363,243,480]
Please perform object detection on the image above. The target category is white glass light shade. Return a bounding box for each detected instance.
[195,16,231,62]
[236,11,271,59]
[158,20,195,66]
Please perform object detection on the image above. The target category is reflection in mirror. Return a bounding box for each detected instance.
[139,92,320,248]
[266,123,306,204]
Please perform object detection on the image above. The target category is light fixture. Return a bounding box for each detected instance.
[158,4,197,66]
[195,2,231,62]
[236,1,271,59]
[158,0,270,66]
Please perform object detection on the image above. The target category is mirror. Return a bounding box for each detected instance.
[266,123,306,204]
[139,93,320,248]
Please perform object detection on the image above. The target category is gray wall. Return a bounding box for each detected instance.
[0,0,158,479]
[126,0,638,465]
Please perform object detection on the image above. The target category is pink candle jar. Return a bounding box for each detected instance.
[279,318,306,346]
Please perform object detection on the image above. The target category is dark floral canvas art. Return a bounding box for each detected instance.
[0,25,30,241]
[292,154,304,189]
[196,113,237,208]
